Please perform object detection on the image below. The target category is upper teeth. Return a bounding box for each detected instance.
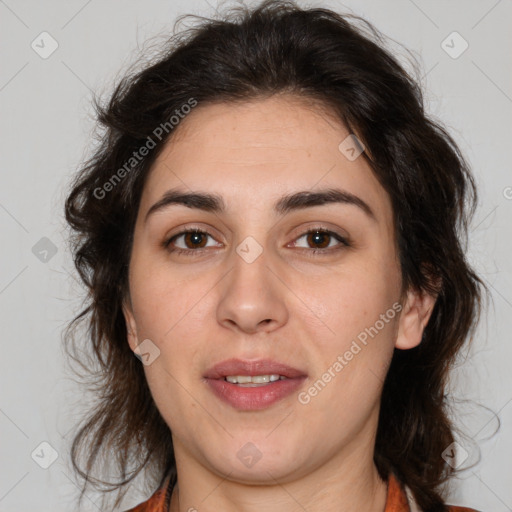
[225,374,287,384]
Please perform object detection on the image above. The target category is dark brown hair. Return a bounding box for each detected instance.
[64,1,486,510]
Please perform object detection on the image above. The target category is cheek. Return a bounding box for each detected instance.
[128,250,211,344]
[304,258,400,343]
[128,261,216,409]
[131,271,209,428]
[297,254,400,398]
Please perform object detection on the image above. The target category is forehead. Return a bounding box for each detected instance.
[140,95,393,225]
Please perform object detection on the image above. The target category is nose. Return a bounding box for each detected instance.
[216,244,289,335]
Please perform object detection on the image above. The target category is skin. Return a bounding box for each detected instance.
[123,95,436,512]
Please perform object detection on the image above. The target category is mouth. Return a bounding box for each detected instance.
[204,358,307,410]
[223,374,289,387]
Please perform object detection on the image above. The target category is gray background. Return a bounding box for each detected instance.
[0,0,511,510]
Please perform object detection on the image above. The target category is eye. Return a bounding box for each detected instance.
[290,228,350,255]
[163,226,350,256]
[164,228,220,256]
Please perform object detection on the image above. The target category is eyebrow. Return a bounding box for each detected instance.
[144,187,376,222]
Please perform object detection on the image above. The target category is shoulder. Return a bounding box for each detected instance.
[122,483,170,512]
[122,473,174,512]
[399,474,481,512]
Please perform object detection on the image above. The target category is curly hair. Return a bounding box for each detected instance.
[64,1,485,510]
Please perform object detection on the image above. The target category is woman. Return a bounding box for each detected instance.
[64,1,485,511]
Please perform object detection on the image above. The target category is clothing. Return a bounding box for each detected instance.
[123,472,480,512]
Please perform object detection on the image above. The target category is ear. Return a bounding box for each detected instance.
[122,297,139,352]
[395,286,437,350]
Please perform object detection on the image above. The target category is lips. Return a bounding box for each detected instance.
[204,358,307,411]
[203,358,307,380]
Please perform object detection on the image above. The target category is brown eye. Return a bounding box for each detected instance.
[306,231,331,249]
[292,228,349,254]
[181,231,208,249]
[165,229,219,255]
[164,227,349,257]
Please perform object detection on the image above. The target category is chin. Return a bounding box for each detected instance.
[204,441,306,483]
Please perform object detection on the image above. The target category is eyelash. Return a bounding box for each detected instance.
[163,226,350,257]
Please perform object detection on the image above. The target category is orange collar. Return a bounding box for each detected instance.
[385,473,411,511]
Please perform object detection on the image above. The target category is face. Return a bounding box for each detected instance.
[123,95,435,485]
